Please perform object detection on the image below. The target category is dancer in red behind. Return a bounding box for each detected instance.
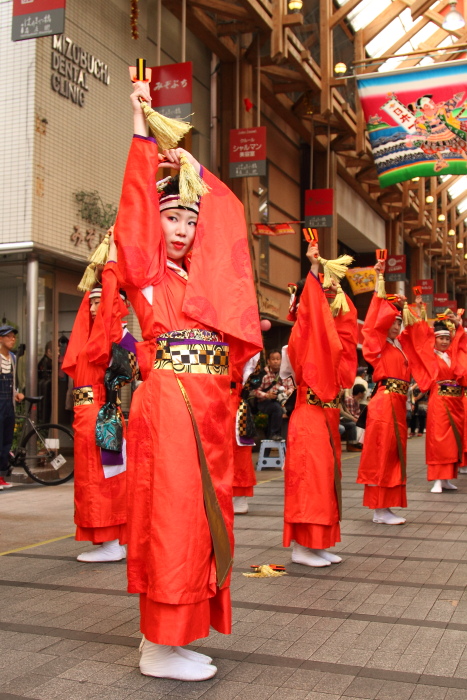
[401,307,465,493]
[63,236,136,562]
[114,80,261,682]
[357,261,410,525]
[283,242,357,567]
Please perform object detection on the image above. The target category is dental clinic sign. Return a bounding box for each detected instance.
[51,34,110,107]
[12,0,65,41]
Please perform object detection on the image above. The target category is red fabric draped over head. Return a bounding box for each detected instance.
[61,291,92,379]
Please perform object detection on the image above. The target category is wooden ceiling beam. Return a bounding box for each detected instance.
[189,0,250,20]
[164,0,237,61]
[272,81,309,93]
[329,0,361,30]
[260,65,304,81]
[362,0,411,46]
[217,21,255,36]
[236,0,272,32]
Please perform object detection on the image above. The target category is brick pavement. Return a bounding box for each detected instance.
[2,437,467,699]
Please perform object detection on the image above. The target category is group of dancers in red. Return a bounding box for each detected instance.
[63,78,467,683]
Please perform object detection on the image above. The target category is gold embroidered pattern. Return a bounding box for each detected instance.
[437,382,463,397]
[159,329,220,342]
[306,388,340,409]
[154,340,229,375]
[383,378,409,396]
[73,386,94,406]
[128,351,141,382]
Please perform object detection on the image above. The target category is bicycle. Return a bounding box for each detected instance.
[8,396,74,486]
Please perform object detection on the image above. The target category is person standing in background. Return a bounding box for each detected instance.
[0,326,24,489]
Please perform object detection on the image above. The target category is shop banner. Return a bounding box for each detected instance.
[12,0,65,41]
[356,60,467,187]
[229,127,267,178]
[386,254,406,282]
[254,222,296,236]
[433,293,449,310]
[346,267,377,295]
[304,189,333,228]
[149,62,192,120]
[417,279,434,303]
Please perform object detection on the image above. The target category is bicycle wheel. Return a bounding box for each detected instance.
[21,423,74,485]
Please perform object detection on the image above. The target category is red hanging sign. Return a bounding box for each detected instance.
[433,293,449,309]
[149,62,192,121]
[304,189,333,228]
[12,0,66,40]
[386,254,406,282]
[229,127,267,178]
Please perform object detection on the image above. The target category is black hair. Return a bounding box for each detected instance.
[267,348,282,359]
[294,278,306,305]
[160,175,180,196]
[433,320,450,335]
[353,384,366,396]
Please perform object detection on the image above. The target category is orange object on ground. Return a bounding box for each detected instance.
[283,272,357,550]
[114,136,261,646]
[357,295,410,508]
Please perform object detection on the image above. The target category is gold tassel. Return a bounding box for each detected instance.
[420,304,427,321]
[87,232,110,266]
[318,254,354,287]
[377,273,386,298]
[403,301,417,326]
[330,285,350,317]
[140,100,192,151]
[77,263,99,292]
[179,155,210,205]
[243,565,287,578]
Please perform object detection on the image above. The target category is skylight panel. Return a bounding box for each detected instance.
[456,196,467,214]
[448,178,467,200]
[344,0,393,33]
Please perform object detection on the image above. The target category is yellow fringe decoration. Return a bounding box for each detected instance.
[179,154,210,205]
[318,254,354,287]
[88,231,110,266]
[243,565,287,578]
[140,100,192,151]
[420,304,427,321]
[330,284,350,317]
[77,262,99,292]
[377,273,386,298]
[403,301,417,327]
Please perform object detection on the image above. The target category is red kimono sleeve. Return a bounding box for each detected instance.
[288,272,343,403]
[114,136,166,290]
[62,293,92,380]
[334,294,358,390]
[449,325,467,383]
[362,295,398,367]
[399,321,436,393]
[86,263,128,367]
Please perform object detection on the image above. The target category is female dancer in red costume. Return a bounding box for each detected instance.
[401,309,465,493]
[114,81,261,682]
[357,261,410,525]
[283,242,357,567]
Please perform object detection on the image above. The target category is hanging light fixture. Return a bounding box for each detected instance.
[442,1,465,31]
[288,0,303,12]
[411,177,420,182]
[464,252,467,259]
[334,62,347,75]
[426,195,434,203]
[438,213,446,222]
[457,241,464,249]
[448,228,456,236]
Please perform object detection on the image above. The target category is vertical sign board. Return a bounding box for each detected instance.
[417,279,434,304]
[149,62,192,120]
[444,300,458,312]
[12,0,65,41]
[229,127,267,178]
[386,254,406,282]
[433,293,449,312]
[304,189,334,228]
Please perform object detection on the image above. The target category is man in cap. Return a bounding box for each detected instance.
[0,326,24,489]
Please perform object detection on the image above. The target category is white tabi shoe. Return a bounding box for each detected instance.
[77,539,126,562]
[139,640,217,681]
[442,479,457,490]
[291,543,331,567]
[233,496,249,514]
[372,508,406,525]
[139,636,213,666]
[431,480,443,493]
[310,549,342,564]
[458,467,467,474]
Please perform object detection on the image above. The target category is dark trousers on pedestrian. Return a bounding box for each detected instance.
[257,399,283,438]
[340,417,357,443]
[0,395,15,477]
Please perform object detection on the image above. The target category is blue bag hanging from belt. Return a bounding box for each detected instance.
[95,343,133,452]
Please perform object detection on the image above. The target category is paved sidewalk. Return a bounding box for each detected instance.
[2,437,467,699]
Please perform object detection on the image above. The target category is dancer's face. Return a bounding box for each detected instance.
[89,297,101,320]
[435,335,451,352]
[387,318,402,339]
[161,208,198,261]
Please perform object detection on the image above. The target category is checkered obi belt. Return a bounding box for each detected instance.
[380,378,409,396]
[437,381,463,397]
[306,388,340,409]
[73,384,106,407]
[153,329,229,375]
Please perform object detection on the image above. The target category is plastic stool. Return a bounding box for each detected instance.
[256,439,286,470]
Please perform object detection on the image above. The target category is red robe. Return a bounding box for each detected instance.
[231,360,256,498]
[62,264,128,544]
[283,273,357,550]
[401,323,465,480]
[357,296,410,508]
[114,136,261,646]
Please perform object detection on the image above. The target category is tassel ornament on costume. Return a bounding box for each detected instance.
[139,100,192,151]
[179,154,210,205]
[330,284,350,316]
[377,273,386,298]
[78,262,99,292]
[403,301,417,327]
[243,565,287,578]
[318,254,354,288]
[420,304,427,321]
[77,231,111,292]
